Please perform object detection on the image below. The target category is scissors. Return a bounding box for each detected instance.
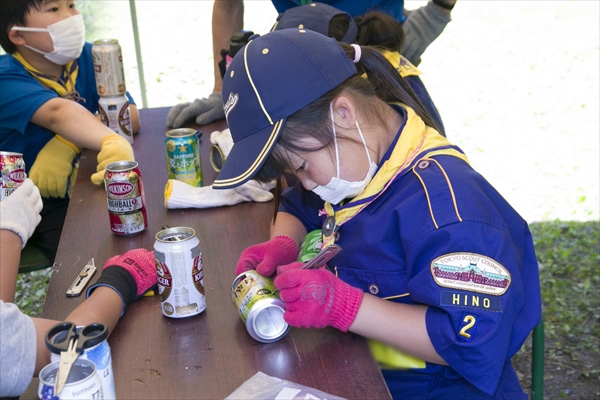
[301,244,342,270]
[44,322,108,395]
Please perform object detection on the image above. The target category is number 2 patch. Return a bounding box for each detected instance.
[458,313,478,342]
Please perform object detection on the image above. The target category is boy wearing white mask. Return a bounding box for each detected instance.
[0,0,140,262]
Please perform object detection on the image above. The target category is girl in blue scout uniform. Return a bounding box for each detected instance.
[0,0,139,261]
[214,28,541,399]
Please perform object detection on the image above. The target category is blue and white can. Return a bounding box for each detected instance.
[38,359,103,399]
[50,329,116,399]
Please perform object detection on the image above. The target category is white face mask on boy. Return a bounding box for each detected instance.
[12,13,85,65]
[312,103,378,205]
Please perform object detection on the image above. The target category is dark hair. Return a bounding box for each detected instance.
[0,0,45,53]
[354,11,404,52]
[254,43,439,184]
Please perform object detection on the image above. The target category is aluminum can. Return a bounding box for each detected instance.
[165,128,203,187]
[98,95,134,144]
[154,227,206,318]
[0,151,25,200]
[50,328,116,399]
[231,270,289,343]
[297,229,323,262]
[92,39,126,96]
[38,359,103,400]
[104,160,148,235]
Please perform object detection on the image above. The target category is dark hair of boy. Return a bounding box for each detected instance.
[0,0,45,54]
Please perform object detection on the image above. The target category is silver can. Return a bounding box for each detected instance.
[38,359,103,400]
[98,95,134,144]
[231,270,289,343]
[50,329,116,399]
[92,39,126,96]
[0,151,25,200]
[154,227,206,318]
[104,160,148,235]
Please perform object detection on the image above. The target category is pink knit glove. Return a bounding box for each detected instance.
[235,236,299,277]
[274,262,364,332]
[86,248,157,315]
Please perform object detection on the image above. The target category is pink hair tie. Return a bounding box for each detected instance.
[350,44,361,63]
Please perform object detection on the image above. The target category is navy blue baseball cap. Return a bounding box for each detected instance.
[271,2,358,44]
[213,28,357,189]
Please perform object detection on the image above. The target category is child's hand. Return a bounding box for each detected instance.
[274,262,363,332]
[235,236,298,277]
[167,92,225,128]
[90,134,135,185]
[29,135,80,198]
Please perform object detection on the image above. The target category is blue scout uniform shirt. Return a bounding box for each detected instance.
[279,104,541,398]
[271,0,406,24]
[0,42,135,173]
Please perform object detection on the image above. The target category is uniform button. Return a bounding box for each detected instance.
[417,160,430,170]
[368,284,380,295]
[334,232,340,241]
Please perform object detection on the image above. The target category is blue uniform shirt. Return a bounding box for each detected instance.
[279,105,541,398]
[0,42,134,173]
[271,0,406,24]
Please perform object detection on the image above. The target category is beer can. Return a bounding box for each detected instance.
[92,39,126,96]
[231,270,290,343]
[165,128,203,187]
[0,151,25,200]
[154,227,206,318]
[104,160,148,235]
[38,359,103,400]
[50,329,116,399]
[98,95,134,144]
[297,229,323,262]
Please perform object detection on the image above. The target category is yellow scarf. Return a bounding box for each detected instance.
[321,104,468,248]
[12,52,82,102]
[381,50,422,78]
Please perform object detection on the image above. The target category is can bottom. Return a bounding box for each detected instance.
[247,301,289,343]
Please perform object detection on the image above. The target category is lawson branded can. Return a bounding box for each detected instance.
[50,329,116,399]
[104,161,148,235]
[98,95,134,144]
[0,151,25,200]
[38,359,103,400]
[165,128,203,187]
[92,39,126,96]
[231,270,289,343]
[297,229,323,262]
[154,227,206,318]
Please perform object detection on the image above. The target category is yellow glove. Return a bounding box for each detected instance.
[29,135,80,198]
[90,134,135,185]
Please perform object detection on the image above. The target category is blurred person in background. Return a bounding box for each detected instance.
[167,0,456,129]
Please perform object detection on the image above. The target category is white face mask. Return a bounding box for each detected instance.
[12,14,85,65]
[312,103,378,204]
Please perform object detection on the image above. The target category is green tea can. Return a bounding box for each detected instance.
[165,128,203,187]
[297,229,323,262]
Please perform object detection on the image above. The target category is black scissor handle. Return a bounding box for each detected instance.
[45,322,77,354]
[77,323,108,351]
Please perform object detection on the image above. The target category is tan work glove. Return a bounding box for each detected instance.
[29,135,80,198]
[90,134,135,185]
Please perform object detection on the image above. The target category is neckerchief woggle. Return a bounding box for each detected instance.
[12,51,82,102]
[320,104,469,249]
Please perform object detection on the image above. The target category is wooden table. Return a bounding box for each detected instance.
[27,107,391,399]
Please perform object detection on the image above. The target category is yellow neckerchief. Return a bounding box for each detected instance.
[381,50,421,78]
[321,104,469,248]
[12,51,82,102]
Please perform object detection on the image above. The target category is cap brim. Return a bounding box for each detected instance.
[212,118,284,189]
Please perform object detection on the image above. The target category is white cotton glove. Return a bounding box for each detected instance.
[209,129,234,171]
[0,178,43,248]
[164,179,275,209]
[166,92,225,128]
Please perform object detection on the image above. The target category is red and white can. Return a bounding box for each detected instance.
[154,227,206,318]
[0,151,25,200]
[104,160,148,235]
[92,38,126,96]
[98,95,134,144]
